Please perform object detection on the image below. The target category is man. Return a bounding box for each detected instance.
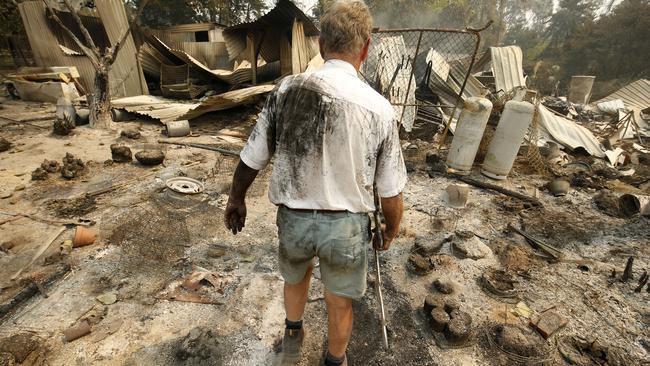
[224,1,406,365]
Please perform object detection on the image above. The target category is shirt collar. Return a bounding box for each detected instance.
[323,59,358,77]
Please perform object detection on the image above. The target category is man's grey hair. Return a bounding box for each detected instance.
[320,0,373,56]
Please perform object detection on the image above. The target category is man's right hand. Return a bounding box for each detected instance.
[224,199,247,235]
[372,227,397,251]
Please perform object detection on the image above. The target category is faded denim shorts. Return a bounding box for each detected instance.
[276,206,371,299]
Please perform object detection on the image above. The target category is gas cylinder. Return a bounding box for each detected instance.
[446,97,493,175]
[481,100,534,180]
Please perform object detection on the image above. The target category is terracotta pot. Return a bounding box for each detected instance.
[73,226,97,247]
[549,179,570,197]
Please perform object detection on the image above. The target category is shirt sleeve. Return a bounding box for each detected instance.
[239,86,278,170]
[375,118,407,198]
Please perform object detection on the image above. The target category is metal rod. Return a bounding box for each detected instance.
[157,139,240,157]
[372,184,389,349]
[374,249,389,349]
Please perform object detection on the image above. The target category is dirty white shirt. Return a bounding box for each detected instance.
[240,59,407,213]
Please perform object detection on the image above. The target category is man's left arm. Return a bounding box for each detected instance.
[224,86,279,234]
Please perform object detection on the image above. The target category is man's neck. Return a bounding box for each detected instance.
[323,54,361,71]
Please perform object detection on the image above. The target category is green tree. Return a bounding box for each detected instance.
[564,0,650,80]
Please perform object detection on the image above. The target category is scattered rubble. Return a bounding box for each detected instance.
[432,278,455,295]
[45,196,96,218]
[480,268,518,299]
[412,235,448,256]
[407,253,435,275]
[61,153,85,179]
[423,292,473,346]
[135,150,165,165]
[31,168,48,181]
[0,137,11,152]
[175,327,221,363]
[593,190,623,217]
[451,231,492,260]
[120,129,141,139]
[0,1,648,364]
[63,320,91,342]
[110,144,133,163]
[557,335,636,366]
[53,115,75,136]
[0,332,43,363]
[529,309,568,339]
[486,324,550,364]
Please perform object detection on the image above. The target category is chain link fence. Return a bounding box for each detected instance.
[360,28,482,135]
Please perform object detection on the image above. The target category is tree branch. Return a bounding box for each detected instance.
[42,0,101,68]
[61,0,98,51]
[108,0,151,62]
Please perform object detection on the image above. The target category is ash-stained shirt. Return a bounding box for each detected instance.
[240,59,407,213]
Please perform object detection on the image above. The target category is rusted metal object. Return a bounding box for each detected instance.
[63,320,91,342]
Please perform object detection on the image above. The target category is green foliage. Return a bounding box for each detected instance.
[133,0,268,27]
[582,0,649,80]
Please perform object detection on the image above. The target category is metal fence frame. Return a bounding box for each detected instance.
[364,23,491,135]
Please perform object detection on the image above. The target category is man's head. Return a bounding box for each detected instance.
[319,0,373,70]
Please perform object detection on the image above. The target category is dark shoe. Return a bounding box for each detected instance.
[280,328,304,365]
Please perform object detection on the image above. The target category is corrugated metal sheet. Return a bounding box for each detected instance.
[597,99,625,114]
[111,95,197,123]
[209,28,224,43]
[149,35,279,86]
[19,0,147,98]
[111,85,273,122]
[19,1,96,93]
[148,28,194,49]
[594,79,650,111]
[162,23,219,33]
[95,0,148,97]
[180,42,232,70]
[536,104,605,158]
[291,19,308,74]
[594,79,650,133]
[138,43,169,80]
[223,0,319,61]
[183,85,274,119]
[490,46,526,94]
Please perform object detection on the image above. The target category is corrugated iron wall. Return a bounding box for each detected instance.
[181,42,232,70]
[18,0,147,98]
[95,0,148,97]
[18,1,96,93]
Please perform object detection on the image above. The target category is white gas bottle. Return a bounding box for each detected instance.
[481,100,534,180]
[446,97,493,175]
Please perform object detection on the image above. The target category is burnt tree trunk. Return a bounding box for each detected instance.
[89,68,112,129]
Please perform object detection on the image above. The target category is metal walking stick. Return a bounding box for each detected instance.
[372,185,389,349]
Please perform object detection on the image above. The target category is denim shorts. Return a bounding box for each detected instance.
[276,206,371,299]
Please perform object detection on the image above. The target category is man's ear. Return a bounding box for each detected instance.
[359,38,371,64]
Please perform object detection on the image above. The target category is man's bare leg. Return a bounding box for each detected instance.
[284,265,314,321]
[324,290,353,359]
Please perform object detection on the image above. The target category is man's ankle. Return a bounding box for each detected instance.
[285,318,303,330]
[324,351,345,366]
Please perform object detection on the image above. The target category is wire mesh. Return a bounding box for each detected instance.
[360,28,481,133]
